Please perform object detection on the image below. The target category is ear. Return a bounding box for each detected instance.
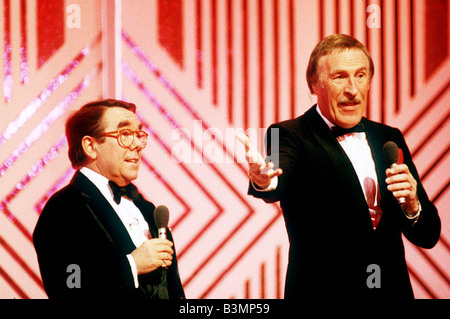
[311,82,318,95]
[311,76,321,95]
[81,136,98,161]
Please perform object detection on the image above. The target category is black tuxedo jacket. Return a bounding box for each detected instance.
[33,171,185,299]
[249,105,441,299]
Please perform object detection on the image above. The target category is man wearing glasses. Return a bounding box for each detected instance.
[33,99,185,299]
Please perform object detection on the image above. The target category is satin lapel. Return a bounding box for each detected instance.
[362,119,388,194]
[305,108,369,213]
[71,171,136,254]
[362,119,395,209]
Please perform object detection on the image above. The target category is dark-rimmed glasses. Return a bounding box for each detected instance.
[103,128,148,149]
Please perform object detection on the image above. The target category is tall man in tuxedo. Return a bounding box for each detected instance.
[33,99,185,299]
[238,34,440,299]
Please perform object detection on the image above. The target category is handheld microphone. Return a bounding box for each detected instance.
[383,141,405,204]
[154,205,169,240]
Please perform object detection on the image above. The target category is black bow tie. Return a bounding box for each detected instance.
[331,123,364,137]
[108,181,140,204]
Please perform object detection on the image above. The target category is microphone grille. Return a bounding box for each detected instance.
[383,141,399,165]
[154,205,169,229]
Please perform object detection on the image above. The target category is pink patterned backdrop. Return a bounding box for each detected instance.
[0,0,448,299]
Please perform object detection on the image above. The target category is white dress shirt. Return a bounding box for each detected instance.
[80,167,149,287]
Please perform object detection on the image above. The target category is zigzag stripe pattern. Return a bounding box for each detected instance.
[0,0,448,299]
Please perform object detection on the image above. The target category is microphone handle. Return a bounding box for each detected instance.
[390,163,406,204]
[158,227,167,240]
[158,227,168,269]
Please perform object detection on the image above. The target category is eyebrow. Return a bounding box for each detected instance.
[116,120,143,129]
[331,66,368,75]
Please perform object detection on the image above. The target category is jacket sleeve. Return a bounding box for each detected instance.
[392,129,441,249]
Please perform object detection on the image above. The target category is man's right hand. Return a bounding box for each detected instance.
[131,238,174,275]
[236,132,283,189]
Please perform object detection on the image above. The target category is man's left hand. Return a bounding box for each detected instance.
[385,164,420,216]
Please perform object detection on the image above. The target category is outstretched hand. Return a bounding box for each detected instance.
[236,132,283,189]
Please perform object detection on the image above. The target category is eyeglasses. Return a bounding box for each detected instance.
[103,128,149,149]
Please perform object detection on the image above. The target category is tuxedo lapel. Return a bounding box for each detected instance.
[133,199,157,239]
[71,171,136,254]
[305,108,369,211]
[362,119,394,201]
[362,119,404,230]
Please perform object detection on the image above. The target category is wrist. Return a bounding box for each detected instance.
[251,176,278,192]
[403,198,420,216]
[251,179,271,190]
[402,201,422,224]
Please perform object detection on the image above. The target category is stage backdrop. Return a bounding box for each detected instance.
[0,0,448,299]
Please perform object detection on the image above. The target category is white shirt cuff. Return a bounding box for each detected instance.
[251,176,278,192]
[404,202,422,224]
[126,254,139,288]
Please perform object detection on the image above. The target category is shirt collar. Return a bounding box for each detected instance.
[315,104,334,130]
[80,167,115,203]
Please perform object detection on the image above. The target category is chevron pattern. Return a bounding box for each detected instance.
[0,0,448,299]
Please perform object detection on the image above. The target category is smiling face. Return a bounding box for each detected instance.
[83,107,145,186]
[312,48,371,128]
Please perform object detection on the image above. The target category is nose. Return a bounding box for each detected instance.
[129,133,144,151]
[344,77,358,99]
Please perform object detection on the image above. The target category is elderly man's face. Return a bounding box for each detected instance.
[88,107,145,186]
[313,48,371,128]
